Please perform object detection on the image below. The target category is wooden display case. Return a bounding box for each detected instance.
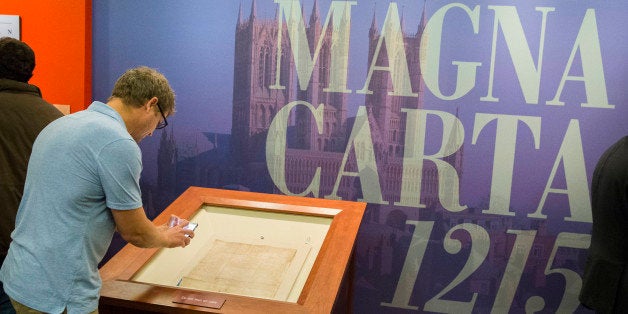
[99,187,366,313]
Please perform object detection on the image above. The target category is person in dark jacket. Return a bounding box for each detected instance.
[580,136,628,313]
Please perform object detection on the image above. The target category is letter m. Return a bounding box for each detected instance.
[272,0,356,92]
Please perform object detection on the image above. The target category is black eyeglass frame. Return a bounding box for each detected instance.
[155,102,168,129]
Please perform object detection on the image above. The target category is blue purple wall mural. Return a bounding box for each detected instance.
[93,1,628,312]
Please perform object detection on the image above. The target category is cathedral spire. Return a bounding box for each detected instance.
[250,0,257,21]
[417,0,427,36]
[310,0,320,27]
[327,9,335,34]
[370,3,379,36]
[237,1,243,25]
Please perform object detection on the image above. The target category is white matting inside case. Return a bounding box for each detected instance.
[131,204,334,302]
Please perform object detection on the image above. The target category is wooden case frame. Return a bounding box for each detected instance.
[99,187,366,313]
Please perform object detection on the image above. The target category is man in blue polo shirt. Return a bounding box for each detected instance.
[0,37,64,314]
[0,66,195,313]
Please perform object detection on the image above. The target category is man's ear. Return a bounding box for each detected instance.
[145,97,158,111]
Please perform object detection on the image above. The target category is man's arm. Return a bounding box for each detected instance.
[111,207,194,248]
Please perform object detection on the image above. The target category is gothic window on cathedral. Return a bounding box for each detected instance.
[258,50,264,88]
[258,46,272,88]
[280,51,289,87]
[533,245,543,258]
[265,47,273,88]
[320,46,329,84]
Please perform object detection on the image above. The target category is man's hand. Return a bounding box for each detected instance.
[162,215,195,248]
[112,209,195,248]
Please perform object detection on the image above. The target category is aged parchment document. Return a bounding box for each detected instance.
[179,239,297,299]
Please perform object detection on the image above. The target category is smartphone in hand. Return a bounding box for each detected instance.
[184,222,198,238]
[184,222,198,231]
[168,216,198,236]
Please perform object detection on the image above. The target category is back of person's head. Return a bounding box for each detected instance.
[0,37,35,83]
[109,66,176,114]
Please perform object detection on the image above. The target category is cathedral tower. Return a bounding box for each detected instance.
[294,0,348,153]
[231,0,295,163]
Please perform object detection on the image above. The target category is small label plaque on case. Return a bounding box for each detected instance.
[173,291,226,309]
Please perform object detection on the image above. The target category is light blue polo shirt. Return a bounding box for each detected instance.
[0,101,143,313]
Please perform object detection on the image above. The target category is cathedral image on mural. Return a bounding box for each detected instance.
[138,1,587,311]
[149,1,462,216]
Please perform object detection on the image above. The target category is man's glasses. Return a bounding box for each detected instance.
[155,102,168,129]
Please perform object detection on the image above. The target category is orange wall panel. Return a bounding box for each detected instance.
[0,1,91,112]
